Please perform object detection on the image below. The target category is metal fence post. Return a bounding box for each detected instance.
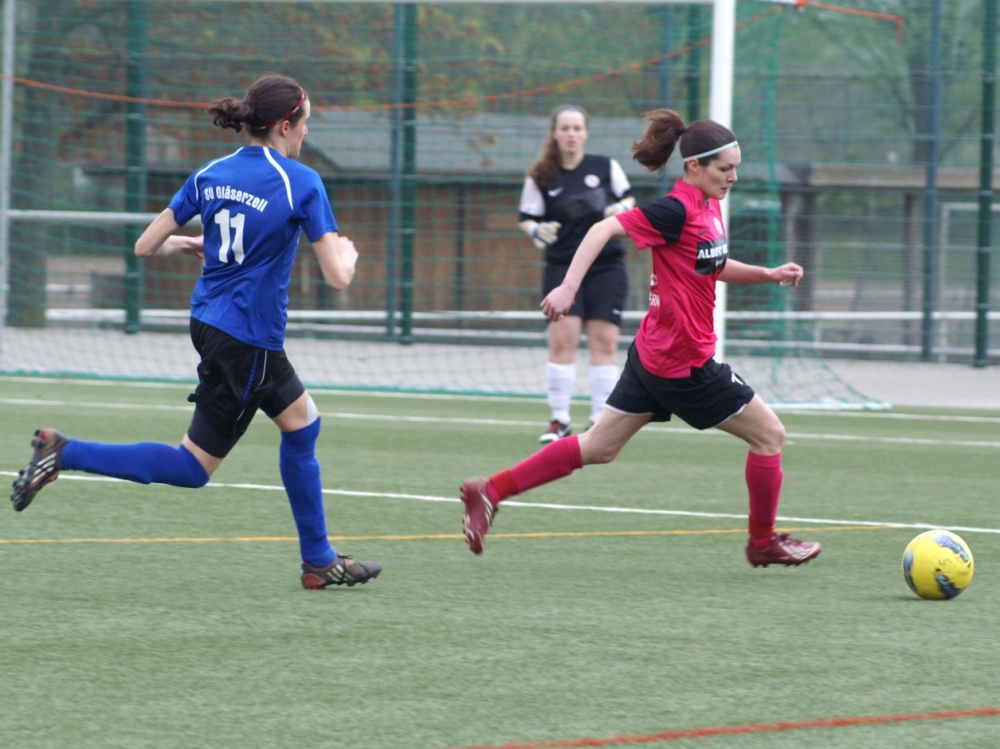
[124,0,148,335]
[386,3,405,340]
[0,0,16,342]
[975,0,997,367]
[399,2,417,345]
[920,0,943,361]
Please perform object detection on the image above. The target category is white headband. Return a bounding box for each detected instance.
[684,140,739,161]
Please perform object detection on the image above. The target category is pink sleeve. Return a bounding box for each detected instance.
[616,207,660,250]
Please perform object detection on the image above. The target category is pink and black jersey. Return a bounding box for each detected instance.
[616,179,728,378]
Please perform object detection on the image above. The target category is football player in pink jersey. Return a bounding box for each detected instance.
[461,109,820,569]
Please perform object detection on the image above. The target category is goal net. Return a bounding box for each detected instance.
[0,0,892,409]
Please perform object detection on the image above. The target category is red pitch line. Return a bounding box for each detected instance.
[450,707,1000,749]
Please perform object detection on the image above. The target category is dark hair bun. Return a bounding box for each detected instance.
[207,97,255,133]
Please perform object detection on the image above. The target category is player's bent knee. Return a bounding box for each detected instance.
[305,395,319,426]
[755,423,785,455]
[770,422,786,448]
[176,445,211,487]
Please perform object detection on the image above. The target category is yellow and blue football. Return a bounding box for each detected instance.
[902,530,974,600]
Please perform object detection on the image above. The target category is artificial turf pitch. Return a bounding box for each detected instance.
[1,375,998,748]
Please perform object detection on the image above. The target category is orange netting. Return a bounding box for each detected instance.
[0,2,901,112]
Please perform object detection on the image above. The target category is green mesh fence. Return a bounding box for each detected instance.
[0,1,997,406]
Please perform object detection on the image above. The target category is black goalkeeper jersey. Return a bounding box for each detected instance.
[518,153,632,267]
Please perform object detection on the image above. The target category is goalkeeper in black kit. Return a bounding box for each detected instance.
[518,105,635,443]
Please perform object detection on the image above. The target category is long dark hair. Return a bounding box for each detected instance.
[207,75,307,136]
[632,108,736,172]
[527,105,589,186]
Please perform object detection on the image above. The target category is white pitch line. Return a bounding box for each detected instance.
[2,471,998,536]
[780,432,1000,449]
[5,398,999,449]
[0,398,193,412]
[0,376,539,403]
[780,409,1000,425]
[0,376,194,390]
[3,376,1000,421]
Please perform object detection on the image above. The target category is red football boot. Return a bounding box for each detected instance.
[745,533,822,567]
[460,477,498,555]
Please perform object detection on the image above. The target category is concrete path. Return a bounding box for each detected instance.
[2,327,998,410]
[823,359,1000,411]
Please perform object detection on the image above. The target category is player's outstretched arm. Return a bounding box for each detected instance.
[312,231,358,290]
[718,259,803,287]
[135,208,182,257]
[541,216,627,321]
[159,234,204,258]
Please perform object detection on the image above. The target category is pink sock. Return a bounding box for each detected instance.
[487,436,583,504]
[746,450,782,549]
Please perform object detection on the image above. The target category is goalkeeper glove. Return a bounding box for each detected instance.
[531,221,561,250]
[603,201,629,218]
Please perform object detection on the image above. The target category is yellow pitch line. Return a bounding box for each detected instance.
[0,525,893,546]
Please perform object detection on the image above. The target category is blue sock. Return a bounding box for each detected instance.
[60,440,209,488]
[280,418,335,568]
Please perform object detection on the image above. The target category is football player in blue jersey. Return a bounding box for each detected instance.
[10,75,381,590]
[518,106,635,444]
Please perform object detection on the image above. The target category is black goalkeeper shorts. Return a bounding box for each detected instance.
[543,260,628,328]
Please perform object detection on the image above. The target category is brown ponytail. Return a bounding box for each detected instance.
[632,108,686,172]
[632,109,738,171]
[207,74,307,135]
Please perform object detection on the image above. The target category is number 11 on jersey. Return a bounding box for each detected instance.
[214,208,246,264]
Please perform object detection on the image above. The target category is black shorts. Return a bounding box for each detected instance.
[186,318,306,458]
[543,260,628,327]
[605,343,756,430]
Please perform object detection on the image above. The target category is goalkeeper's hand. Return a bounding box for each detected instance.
[603,197,635,218]
[530,221,561,250]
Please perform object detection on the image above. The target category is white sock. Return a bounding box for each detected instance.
[546,362,576,425]
[589,364,619,423]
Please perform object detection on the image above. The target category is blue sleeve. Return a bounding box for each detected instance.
[299,171,338,242]
[167,173,201,226]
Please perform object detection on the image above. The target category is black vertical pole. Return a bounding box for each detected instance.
[975,0,997,367]
[658,5,673,197]
[124,0,147,334]
[386,3,404,339]
[920,0,943,361]
[399,2,417,345]
[687,5,702,123]
[453,182,466,316]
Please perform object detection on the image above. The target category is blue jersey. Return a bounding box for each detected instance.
[169,146,338,350]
